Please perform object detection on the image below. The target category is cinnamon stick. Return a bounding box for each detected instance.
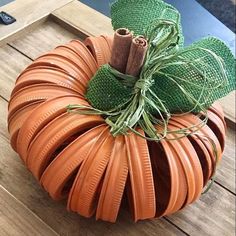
[125,36,148,77]
[110,28,133,73]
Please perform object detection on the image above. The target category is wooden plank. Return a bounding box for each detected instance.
[215,128,235,193]
[0,0,73,46]
[51,1,114,38]
[0,97,184,236]
[219,91,236,126]
[0,185,58,236]
[166,183,235,236]
[0,45,31,101]
[9,20,77,60]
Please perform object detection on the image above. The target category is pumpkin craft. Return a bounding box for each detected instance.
[8,0,235,223]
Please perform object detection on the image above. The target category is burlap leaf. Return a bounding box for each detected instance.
[86,65,132,111]
[111,0,184,46]
[150,37,236,113]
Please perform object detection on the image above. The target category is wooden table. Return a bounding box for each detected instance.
[0,1,235,235]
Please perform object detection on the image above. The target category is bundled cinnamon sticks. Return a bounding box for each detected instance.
[110,28,148,77]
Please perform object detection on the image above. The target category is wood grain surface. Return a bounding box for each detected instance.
[219,91,236,126]
[167,184,235,236]
[0,0,73,46]
[52,1,114,38]
[9,21,78,60]
[216,128,236,193]
[0,185,58,236]
[0,45,31,101]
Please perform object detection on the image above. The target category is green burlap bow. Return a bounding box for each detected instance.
[69,0,235,140]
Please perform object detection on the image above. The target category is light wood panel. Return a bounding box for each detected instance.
[215,128,235,193]
[0,45,31,101]
[0,185,58,236]
[52,1,114,38]
[0,0,73,46]
[10,20,77,60]
[167,183,235,236]
[219,91,236,126]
